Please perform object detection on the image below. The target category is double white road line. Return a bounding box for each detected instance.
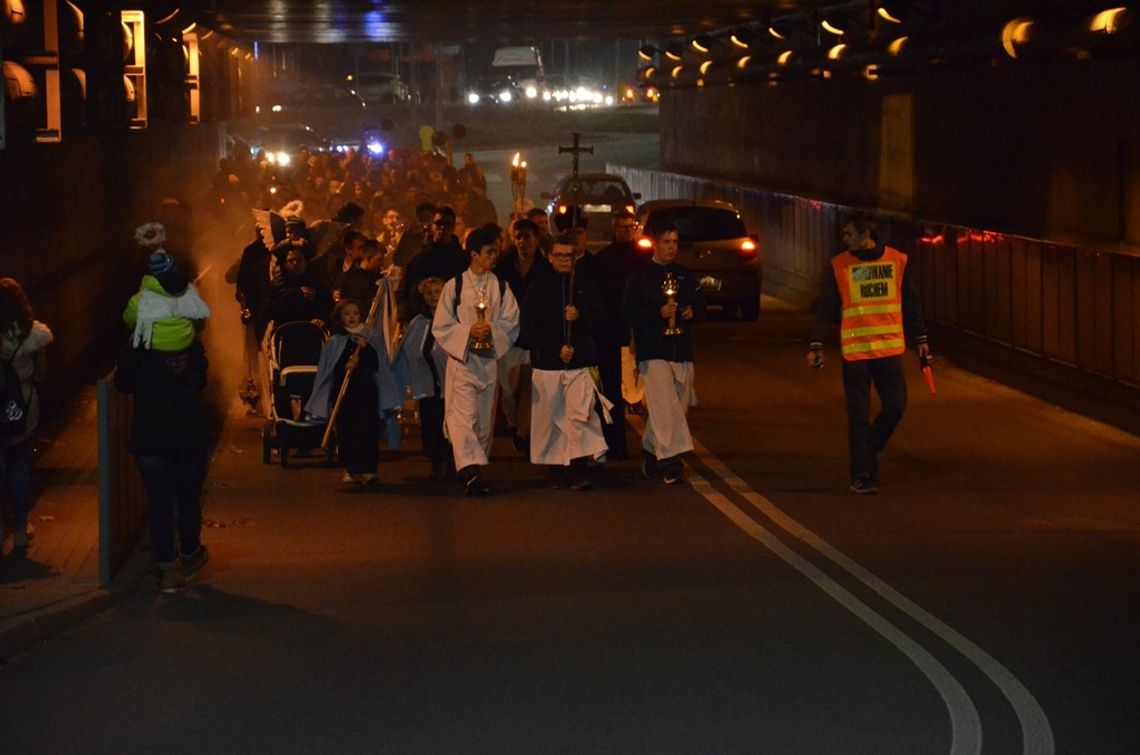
[633,419,1054,755]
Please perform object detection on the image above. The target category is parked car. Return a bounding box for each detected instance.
[636,199,762,320]
[465,75,524,105]
[541,173,641,247]
[351,72,412,105]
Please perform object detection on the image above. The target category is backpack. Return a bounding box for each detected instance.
[452,272,507,318]
[0,339,30,438]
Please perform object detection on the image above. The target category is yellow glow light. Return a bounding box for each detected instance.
[888,36,909,56]
[1001,17,1034,59]
[777,50,793,66]
[828,43,847,59]
[638,49,654,61]
[878,7,904,24]
[1090,7,1127,33]
[644,66,657,78]
[864,64,881,80]
[665,48,682,61]
[730,34,750,49]
[821,19,845,35]
[736,55,752,69]
[691,39,709,53]
[671,65,683,78]
[768,26,786,40]
[699,59,713,75]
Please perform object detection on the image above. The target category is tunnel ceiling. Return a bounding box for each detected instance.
[188,1,831,44]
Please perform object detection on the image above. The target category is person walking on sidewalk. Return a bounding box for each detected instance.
[0,278,53,552]
[115,249,212,593]
[622,224,705,486]
[807,213,931,495]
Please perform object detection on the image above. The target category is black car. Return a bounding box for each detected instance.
[637,199,762,320]
[541,173,641,248]
[465,75,523,106]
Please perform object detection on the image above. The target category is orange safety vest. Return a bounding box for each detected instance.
[832,246,908,361]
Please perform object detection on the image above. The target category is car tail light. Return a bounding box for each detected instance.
[637,237,653,252]
[558,205,568,215]
[740,238,758,258]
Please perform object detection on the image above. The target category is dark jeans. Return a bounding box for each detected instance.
[135,449,209,564]
[418,396,452,465]
[841,356,908,482]
[1,440,33,528]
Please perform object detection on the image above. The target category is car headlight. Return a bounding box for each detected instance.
[271,104,283,113]
[467,92,480,105]
[604,95,615,106]
[542,90,552,101]
[366,141,385,156]
[499,90,513,103]
[525,86,538,98]
[265,152,277,164]
[275,152,291,166]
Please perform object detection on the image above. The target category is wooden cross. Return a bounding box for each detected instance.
[558,132,594,177]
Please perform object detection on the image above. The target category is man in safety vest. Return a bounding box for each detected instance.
[807,214,930,495]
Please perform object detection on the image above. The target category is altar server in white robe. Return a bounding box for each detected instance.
[519,243,611,491]
[431,227,520,496]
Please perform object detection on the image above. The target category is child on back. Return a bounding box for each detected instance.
[122,223,209,351]
[306,298,402,486]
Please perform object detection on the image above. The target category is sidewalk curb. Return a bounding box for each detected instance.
[0,547,152,661]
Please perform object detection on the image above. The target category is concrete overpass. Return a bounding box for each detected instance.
[1,0,1138,428]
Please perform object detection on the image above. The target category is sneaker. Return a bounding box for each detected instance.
[341,472,356,484]
[641,451,658,480]
[850,477,879,495]
[360,473,379,486]
[13,522,34,547]
[663,468,684,485]
[158,563,188,594]
[180,546,210,581]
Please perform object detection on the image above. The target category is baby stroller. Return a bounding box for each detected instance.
[261,320,336,466]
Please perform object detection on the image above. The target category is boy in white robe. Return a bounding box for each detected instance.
[431,227,520,496]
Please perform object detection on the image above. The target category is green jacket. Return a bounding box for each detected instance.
[123,275,208,352]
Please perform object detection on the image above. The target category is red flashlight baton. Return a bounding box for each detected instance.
[920,353,937,395]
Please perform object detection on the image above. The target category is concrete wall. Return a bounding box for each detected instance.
[0,123,224,402]
[662,57,1140,255]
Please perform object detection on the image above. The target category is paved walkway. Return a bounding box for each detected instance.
[0,388,145,657]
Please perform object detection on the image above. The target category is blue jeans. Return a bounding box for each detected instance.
[841,356,908,482]
[134,449,208,564]
[1,440,33,529]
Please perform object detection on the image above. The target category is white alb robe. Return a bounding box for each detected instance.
[639,359,696,460]
[529,368,608,466]
[432,269,520,470]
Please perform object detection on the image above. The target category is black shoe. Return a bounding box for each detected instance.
[663,466,684,485]
[465,475,494,497]
[850,477,879,495]
[547,465,566,489]
[568,474,593,492]
[641,451,658,479]
[512,432,530,454]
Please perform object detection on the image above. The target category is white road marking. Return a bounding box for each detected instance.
[685,434,1055,755]
[683,466,983,754]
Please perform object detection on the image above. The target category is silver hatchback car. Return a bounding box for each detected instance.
[636,199,762,320]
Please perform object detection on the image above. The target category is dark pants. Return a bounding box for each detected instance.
[595,337,628,460]
[135,449,209,564]
[841,356,908,482]
[1,439,33,529]
[418,396,452,464]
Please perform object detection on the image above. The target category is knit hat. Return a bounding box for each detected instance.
[147,250,178,277]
